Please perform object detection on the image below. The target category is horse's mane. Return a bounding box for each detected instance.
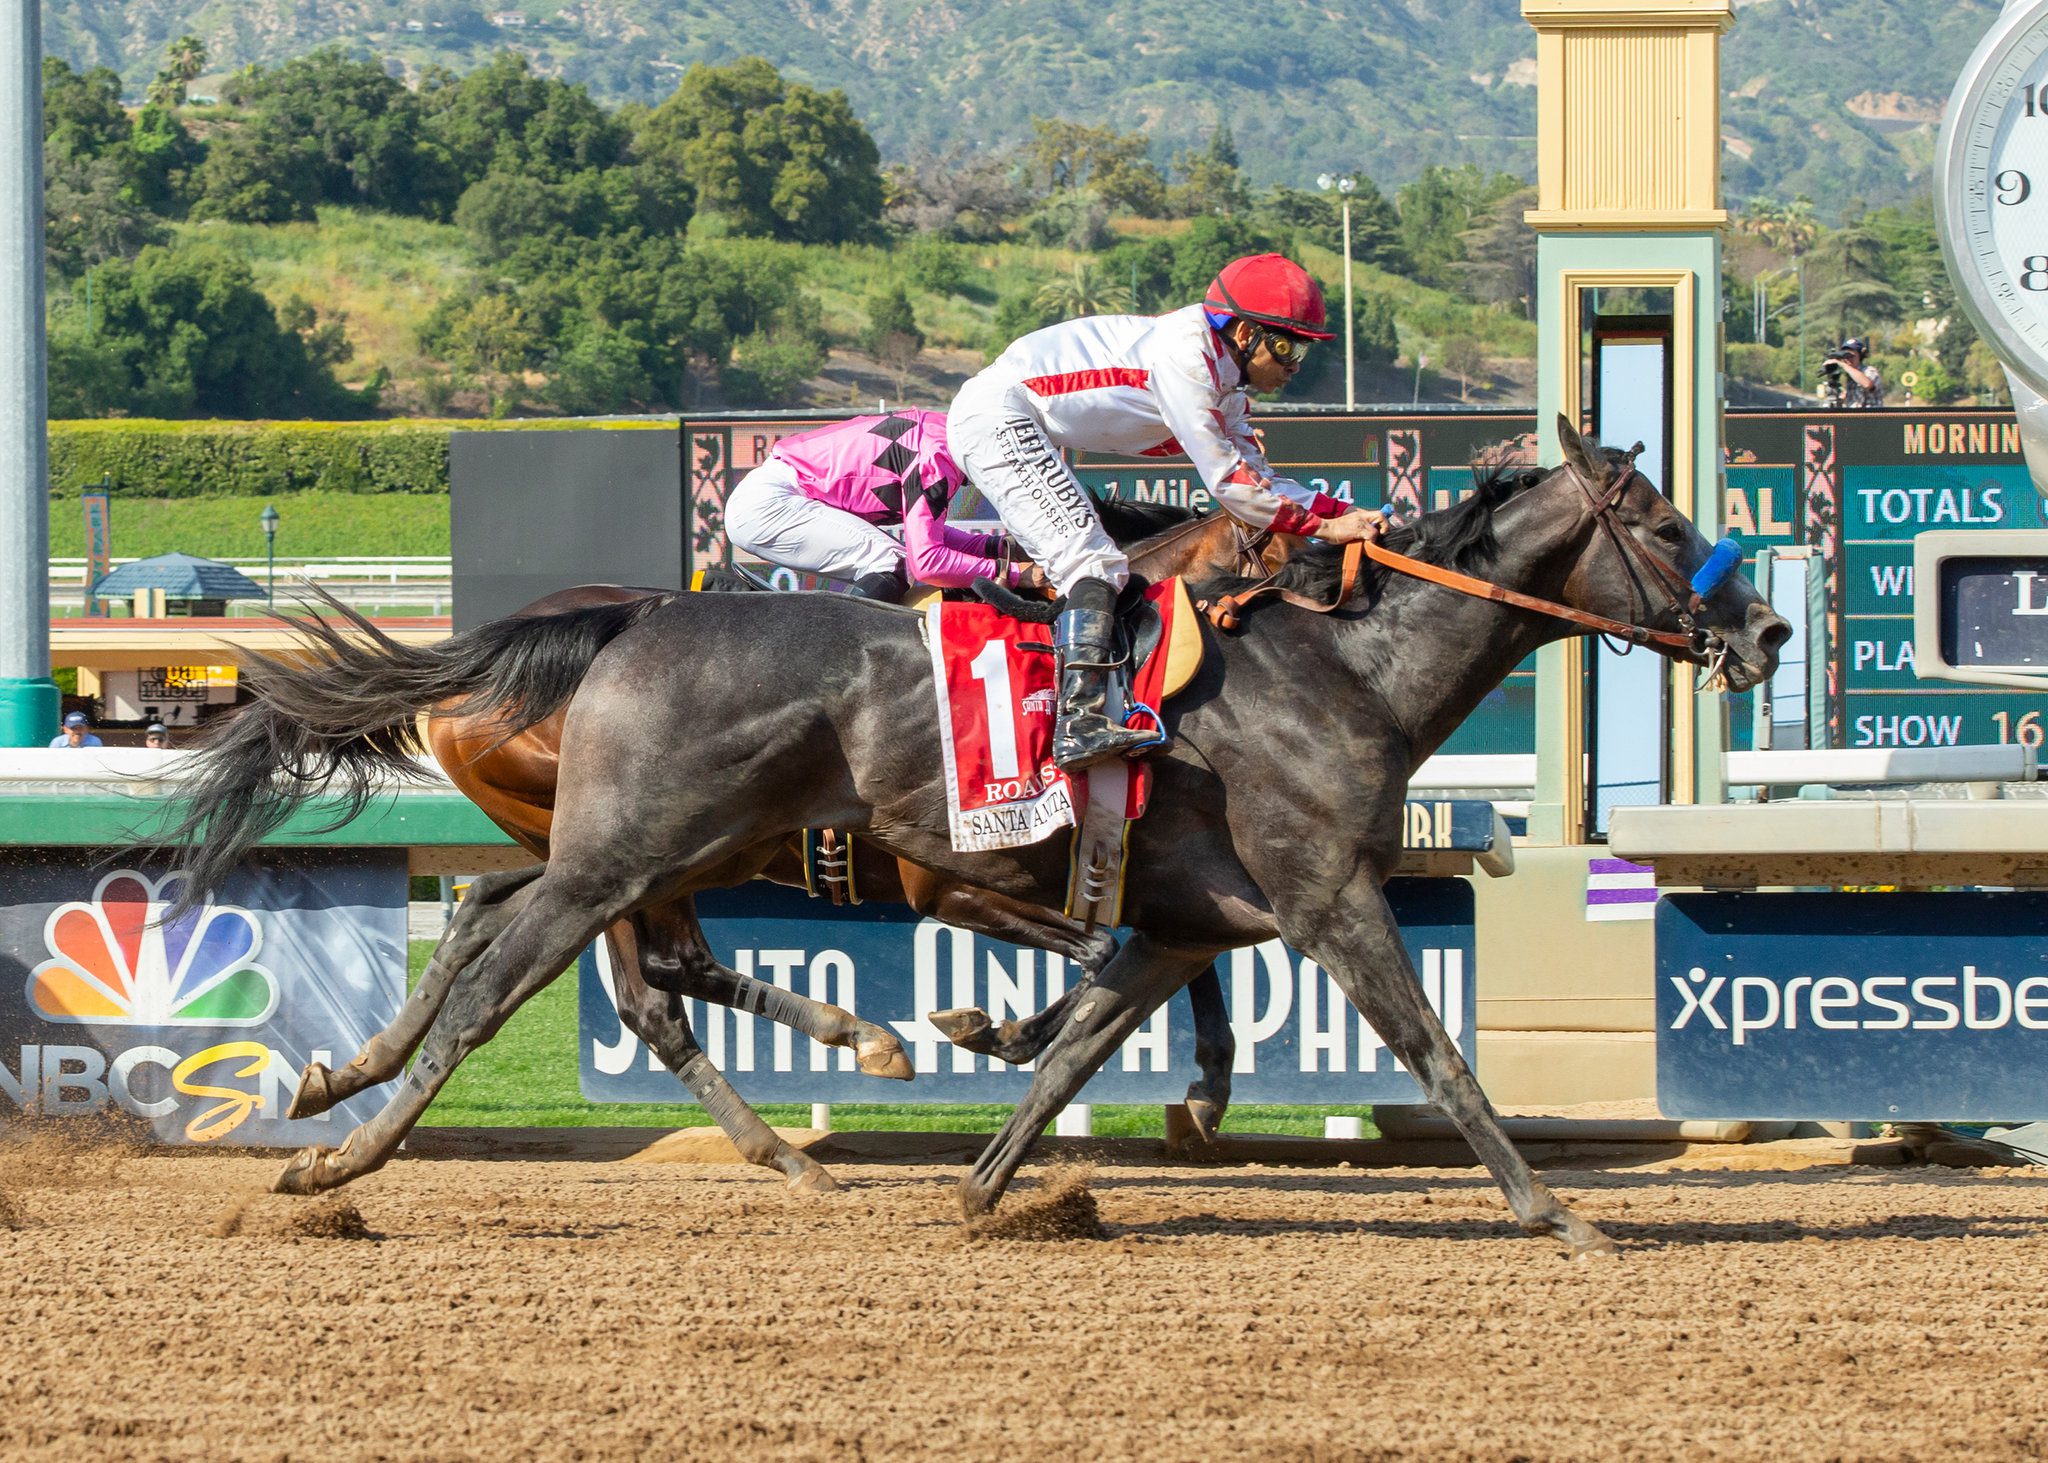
[1094,494,1198,546]
[1189,446,1626,608]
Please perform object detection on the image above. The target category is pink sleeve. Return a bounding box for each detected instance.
[903,493,1012,588]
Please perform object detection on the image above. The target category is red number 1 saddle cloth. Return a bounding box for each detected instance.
[925,579,1191,854]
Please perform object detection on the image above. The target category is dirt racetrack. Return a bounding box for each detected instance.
[4,1130,2047,1461]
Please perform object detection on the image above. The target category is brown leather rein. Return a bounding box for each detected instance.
[1196,458,1718,660]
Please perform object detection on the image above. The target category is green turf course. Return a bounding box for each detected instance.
[49,490,451,560]
[411,942,1378,1138]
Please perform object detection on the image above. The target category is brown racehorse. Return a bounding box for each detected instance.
[288,508,1293,1190]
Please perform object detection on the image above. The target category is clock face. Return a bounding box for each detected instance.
[1942,2,2048,397]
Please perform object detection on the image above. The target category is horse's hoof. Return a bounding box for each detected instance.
[285,1063,337,1121]
[929,1007,994,1052]
[272,1145,343,1196]
[957,1176,998,1220]
[1184,1095,1224,1145]
[786,1158,840,1196]
[1569,1228,1621,1260]
[856,1036,915,1082]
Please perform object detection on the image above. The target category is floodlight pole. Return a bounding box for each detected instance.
[1319,172,1359,409]
[0,0,57,746]
[261,504,280,609]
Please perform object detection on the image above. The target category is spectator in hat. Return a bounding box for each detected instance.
[50,711,103,748]
[144,723,170,749]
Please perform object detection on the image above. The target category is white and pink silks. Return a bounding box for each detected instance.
[723,410,1018,590]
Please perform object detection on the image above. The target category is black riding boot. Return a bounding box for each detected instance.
[1052,578,1155,771]
[850,568,909,603]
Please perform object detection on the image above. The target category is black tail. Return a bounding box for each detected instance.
[144,587,671,908]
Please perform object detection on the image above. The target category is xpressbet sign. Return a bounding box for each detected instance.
[1658,891,2048,1121]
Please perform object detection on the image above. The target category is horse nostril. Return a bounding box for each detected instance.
[1756,614,1793,656]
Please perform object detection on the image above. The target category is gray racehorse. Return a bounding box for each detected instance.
[153,420,1786,1254]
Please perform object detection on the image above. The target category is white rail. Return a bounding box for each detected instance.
[15,747,2028,802]
[1725,745,2037,786]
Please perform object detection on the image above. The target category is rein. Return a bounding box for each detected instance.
[1196,456,1733,665]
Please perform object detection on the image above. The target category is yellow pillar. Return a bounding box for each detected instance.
[1523,0,1733,845]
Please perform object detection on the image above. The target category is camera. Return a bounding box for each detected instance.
[1819,340,1879,409]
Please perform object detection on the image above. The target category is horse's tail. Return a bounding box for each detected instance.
[148,588,672,908]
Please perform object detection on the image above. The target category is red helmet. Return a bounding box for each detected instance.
[1204,253,1335,340]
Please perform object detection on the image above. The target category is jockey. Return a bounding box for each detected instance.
[723,409,1017,602]
[948,252,1386,770]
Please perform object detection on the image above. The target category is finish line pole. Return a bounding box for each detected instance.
[0,0,56,746]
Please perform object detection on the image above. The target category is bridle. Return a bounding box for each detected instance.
[1197,450,1741,683]
[1124,510,1287,581]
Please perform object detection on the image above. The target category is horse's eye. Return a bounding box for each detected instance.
[1654,523,1687,547]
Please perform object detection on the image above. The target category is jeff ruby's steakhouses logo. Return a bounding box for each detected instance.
[12,872,291,1142]
[28,870,278,1027]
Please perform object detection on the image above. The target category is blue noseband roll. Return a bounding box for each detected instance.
[1690,536,1743,598]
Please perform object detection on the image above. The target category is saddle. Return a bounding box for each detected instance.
[765,570,1207,931]
[964,574,1208,930]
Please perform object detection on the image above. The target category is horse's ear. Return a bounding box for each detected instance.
[1556,413,1605,486]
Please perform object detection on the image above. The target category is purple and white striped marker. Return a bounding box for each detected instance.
[1586,857,1658,922]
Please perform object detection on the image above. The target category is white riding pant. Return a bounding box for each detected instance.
[947,382,1128,595]
[722,457,904,583]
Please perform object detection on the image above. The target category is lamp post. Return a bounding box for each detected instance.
[1318,172,1358,409]
[260,503,279,609]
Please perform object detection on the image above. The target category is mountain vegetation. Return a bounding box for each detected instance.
[38,13,1990,419]
[43,0,1993,217]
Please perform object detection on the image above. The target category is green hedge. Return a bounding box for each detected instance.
[48,418,672,499]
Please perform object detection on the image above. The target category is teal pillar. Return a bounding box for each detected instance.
[1528,230,1727,843]
[0,0,54,748]
[0,679,58,747]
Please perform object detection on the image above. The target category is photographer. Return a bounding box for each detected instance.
[1821,337,1885,409]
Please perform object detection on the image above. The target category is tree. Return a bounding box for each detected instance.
[1168,125,1249,217]
[1257,183,1406,271]
[1964,338,2009,404]
[420,290,542,417]
[189,127,320,223]
[861,284,924,395]
[883,146,1033,241]
[1808,225,1901,336]
[544,315,654,413]
[904,237,970,297]
[1022,190,1112,251]
[1439,335,1487,402]
[1450,186,1538,318]
[1736,195,1820,258]
[41,59,131,164]
[1033,262,1135,319]
[637,57,883,244]
[146,34,207,108]
[48,244,365,417]
[1025,118,1167,217]
[45,153,170,276]
[420,52,632,189]
[207,49,461,219]
[722,326,827,407]
[1395,165,1525,288]
[1165,216,1281,300]
[41,57,195,269]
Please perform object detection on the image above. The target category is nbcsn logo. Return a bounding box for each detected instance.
[12,870,291,1142]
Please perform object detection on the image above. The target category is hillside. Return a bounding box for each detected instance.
[166,208,1533,413]
[43,0,1997,214]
